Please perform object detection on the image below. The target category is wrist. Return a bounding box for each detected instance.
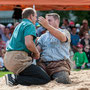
[34,49,39,54]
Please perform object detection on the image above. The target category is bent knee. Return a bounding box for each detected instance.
[43,77,51,84]
[53,71,71,84]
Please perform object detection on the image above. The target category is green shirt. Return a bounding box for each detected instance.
[73,52,88,67]
[6,19,36,54]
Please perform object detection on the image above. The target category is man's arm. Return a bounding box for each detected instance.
[25,35,40,59]
[37,45,42,52]
[38,17,67,42]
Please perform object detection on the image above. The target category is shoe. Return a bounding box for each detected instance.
[5,74,17,86]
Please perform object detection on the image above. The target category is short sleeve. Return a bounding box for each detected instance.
[61,29,71,43]
[24,24,36,37]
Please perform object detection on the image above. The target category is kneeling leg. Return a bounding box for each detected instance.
[52,71,71,84]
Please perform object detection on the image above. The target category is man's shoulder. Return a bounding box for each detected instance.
[21,21,34,27]
[60,28,70,34]
[59,28,71,42]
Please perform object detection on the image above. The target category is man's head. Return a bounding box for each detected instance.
[71,26,77,34]
[63,18,69,25]
[22,8,37,24]
[45,13,60,28]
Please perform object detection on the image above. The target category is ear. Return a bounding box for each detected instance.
[29,14,33,20]
[55,19,59,24]
[30,14,34,20]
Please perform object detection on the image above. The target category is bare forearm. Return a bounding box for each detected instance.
[46,25,66,42]
[25,35,39,54]
[37,45,42,52]
[27,41,38,54]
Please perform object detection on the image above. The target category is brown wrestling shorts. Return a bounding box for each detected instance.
[37,59,71,76]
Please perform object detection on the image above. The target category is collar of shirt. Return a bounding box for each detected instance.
[22,18,34,25]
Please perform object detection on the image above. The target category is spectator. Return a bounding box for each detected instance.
[7,23,12,29]
[75,23,80,35]
[73,43,88,69]
[0,49,6,70]
[69,21,75,33]
[61,18,70,31]
[0,34,6,51]
[2,27,11,43]
[84,45,90,68]
[0,24,5,38]
[79,19,89,39]
[80,32,90,48]
[71,26,80,52]
[69,21,75,27]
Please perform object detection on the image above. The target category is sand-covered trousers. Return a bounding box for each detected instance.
[37,59,71,76]
[4,51,32,75]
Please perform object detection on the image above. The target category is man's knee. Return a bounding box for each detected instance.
[43,76,51,84]
[52,71,71,84]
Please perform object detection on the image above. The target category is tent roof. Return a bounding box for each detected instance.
[0,0,90,11]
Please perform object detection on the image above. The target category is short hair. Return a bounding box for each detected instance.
[63,18,69,24]
[82,19,88,24]
[22,8,36,19]
[46,13,60,21]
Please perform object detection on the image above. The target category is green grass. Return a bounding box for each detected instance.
[0,71,13,77]
[0,69,90,77]
[73,68,90,71]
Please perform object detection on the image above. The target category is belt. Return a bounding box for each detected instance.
[41,59,65,66]
[42,59,65,63]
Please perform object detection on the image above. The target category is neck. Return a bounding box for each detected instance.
[27,18,34,24]
[79,51,83,53]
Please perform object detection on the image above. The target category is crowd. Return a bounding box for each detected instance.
[0,22,19,70]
